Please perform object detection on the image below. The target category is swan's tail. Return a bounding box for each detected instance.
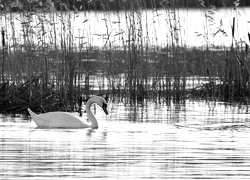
[27,108,37,119]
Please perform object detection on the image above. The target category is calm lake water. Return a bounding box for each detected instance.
[1,99,250,179]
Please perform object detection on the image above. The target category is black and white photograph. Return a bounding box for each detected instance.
[0,0,250,179]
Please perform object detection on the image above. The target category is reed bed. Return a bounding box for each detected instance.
[0,0,249,113]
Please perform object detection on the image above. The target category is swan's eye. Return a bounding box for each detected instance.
[102,103,107,109]
[102,103,108,115]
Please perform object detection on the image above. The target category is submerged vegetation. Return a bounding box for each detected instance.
[0,0,250,113]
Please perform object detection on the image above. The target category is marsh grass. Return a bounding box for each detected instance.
[0,0,250,113]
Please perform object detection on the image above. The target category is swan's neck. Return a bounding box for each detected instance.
[86,100,98,129]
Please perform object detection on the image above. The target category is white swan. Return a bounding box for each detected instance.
[27,96,108,129]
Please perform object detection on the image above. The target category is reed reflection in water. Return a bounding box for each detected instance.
[1,99,250,179]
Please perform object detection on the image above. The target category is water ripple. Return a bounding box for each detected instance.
[1,100,250,179]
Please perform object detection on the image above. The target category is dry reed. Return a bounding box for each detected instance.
[0,0,249,113]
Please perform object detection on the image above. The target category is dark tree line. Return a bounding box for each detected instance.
[54,0,250,11]
[1,0,250,11]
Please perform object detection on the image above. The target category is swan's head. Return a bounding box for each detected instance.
[91,96,109,115]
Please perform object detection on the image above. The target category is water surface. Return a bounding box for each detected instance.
[1,99,250,179]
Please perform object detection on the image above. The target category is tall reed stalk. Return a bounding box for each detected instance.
[0,0,250,113]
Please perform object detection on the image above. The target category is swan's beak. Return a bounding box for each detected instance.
[102,103,109,115]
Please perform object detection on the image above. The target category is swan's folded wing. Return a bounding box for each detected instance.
[34,112,90,128]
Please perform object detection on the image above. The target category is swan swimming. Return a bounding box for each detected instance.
[27,96,108,129]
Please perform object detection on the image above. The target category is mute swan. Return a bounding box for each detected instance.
[27,96,108,129]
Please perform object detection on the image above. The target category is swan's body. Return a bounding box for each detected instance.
[28,96,108,129]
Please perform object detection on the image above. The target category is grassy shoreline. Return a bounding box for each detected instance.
[1,0,250,113]
[1,46,250,113]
